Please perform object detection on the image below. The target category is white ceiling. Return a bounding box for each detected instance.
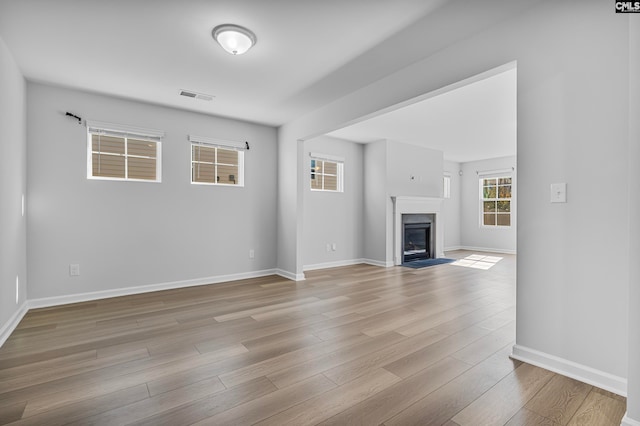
[327,67,517,163]
[0,0,445,126]
[0,1,526,160]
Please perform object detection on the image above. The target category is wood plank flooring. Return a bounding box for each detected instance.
[0,251,626,425]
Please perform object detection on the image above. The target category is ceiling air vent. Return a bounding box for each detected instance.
[179,90,214,102]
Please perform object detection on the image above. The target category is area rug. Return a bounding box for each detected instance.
[402,258,456,269]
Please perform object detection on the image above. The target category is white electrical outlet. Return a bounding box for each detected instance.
[332,243,337,251]
[70,264,80,276]
[326,243,331,252]
[249,249,255,259]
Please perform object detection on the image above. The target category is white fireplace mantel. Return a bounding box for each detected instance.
[391,196,445,265]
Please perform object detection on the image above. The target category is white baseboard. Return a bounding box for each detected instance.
[275,269,306,281]
[621,413,640,426]
[511,344,627,397]
[0,301,29,348]
[362,258,394,268]
[459,245,517,255]
[444,245,463,252]
[303,259,365,272]
[28,269,279,310]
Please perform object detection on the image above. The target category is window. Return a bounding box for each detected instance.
[189,135,245,186]
[443,175,451,199]
[310,156,343,192]
[481,176,512,226]
[87,121,162,182]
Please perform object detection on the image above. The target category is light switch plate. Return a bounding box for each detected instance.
[550,183,567,203]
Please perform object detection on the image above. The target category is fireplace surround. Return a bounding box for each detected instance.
[392,196,444,266]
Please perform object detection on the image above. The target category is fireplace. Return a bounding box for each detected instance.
[402,214,434,264]
[392,196,444,266]
[403,223,431,262]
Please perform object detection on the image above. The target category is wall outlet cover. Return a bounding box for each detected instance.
[550,183,567,203]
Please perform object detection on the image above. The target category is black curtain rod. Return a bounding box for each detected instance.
[65,112,82,124]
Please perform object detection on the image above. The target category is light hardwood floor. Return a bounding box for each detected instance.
[0,251,626,425]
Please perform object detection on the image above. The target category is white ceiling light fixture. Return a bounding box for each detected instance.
[212,24,257,55]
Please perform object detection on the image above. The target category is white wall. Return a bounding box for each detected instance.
[277,0,630,392]
[26,83,278,300]
[443,160,461,250]
[460,156,516,253]
[0,37,27,337]
[303,136,363,269]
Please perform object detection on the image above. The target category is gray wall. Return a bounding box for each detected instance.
[0,37,27,332]
[363,140,388,264]
[387,140,443,198]
[460,156,516,253]
[27,83,278,299]
[362,140,444,265]
[514,3,628,380]
[277,0,630,389]
[303,136,363,268]
[443,160,461,250]
[627,14,640,424]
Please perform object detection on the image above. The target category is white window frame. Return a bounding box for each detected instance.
[189,135,245,187]
[479,171,513,228]
[309,153,344,192]
[86,121,163,183]
[443,174,451,199]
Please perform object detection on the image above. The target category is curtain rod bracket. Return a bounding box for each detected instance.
[65,112,82,124]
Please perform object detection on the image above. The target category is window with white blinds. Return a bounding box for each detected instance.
[310,153,344,192]
[87,122,162,182]
[189,135,245,186]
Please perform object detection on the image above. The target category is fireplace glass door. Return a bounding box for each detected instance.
[403,223,431,262]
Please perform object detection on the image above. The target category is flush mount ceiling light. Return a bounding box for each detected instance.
[212,24,256,55]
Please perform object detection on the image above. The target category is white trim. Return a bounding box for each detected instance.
[27,269,278,310]
[477,168,514,177]
[362,258,395,268]
[0,301,29,348]
[391,196,445,265]
[458,245,516,255]
[621,413,640,426]
[444,246,463,252]
[511,344,627,397]
[275,269,306,281]
[443,175,451,199]
[303,259,365,271]
[86,120,164,140]
[188,135,246,150]
[309,152,345,163]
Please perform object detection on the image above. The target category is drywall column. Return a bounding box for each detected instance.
[276,125,305,280]
[624,14,640,426]
[0,36,28,345]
